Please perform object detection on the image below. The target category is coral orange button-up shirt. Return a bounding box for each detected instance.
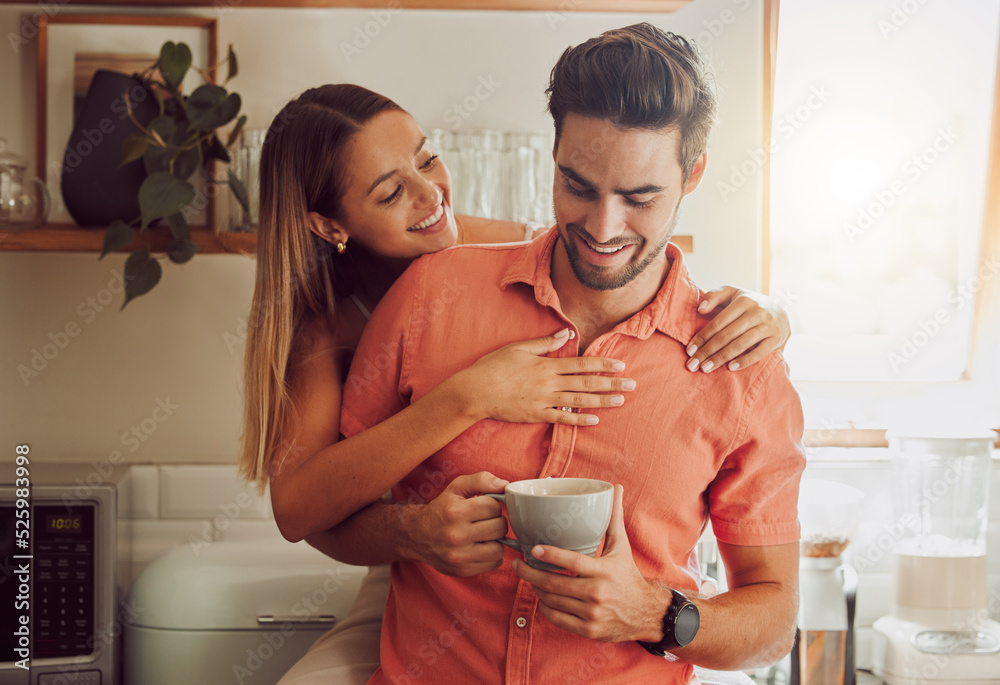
[341,228,805,685]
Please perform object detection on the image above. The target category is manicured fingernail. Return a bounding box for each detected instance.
[729,362,740,371]
[622,379,636,391]
[687,344,698,356]
[585,415,599,425]
[687,358,700,372]
[702,361,714,373]
[612,361,626,371]
[555,328,569,337]
[698,301,709,312]
[611,395,624,406]
[533,546,545,557]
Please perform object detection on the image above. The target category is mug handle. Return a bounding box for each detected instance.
[485,493,521,551]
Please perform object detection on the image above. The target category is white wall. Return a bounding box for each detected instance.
[0,0,764,466]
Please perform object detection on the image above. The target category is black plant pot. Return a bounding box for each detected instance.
[60,70,159,227]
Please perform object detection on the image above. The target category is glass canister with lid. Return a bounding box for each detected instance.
[0,137,51,226]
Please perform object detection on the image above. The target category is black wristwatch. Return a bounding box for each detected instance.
[638,588,700,656]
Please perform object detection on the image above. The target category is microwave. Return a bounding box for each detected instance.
[1,464,120,685]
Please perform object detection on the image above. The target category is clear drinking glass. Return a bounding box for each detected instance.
[228,129,265,232]
[429,128,554,225]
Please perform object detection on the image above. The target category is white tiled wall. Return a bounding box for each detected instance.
[157,465,271,520]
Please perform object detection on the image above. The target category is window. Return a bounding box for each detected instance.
[769,0,1000,432]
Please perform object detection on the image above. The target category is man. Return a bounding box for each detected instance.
[319,23,805,684]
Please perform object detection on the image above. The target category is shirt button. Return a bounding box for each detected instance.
[516,617,527,628]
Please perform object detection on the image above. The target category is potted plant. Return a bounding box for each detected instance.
[99,41,249,308]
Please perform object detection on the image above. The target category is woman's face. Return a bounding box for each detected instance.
[336,110,458,259]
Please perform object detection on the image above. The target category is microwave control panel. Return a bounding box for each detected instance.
[0,502,96,662]
[32,505,96,658]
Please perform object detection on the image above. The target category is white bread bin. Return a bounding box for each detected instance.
[123,541,368,685]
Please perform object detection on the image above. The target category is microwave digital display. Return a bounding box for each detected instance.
[45,514,83,533]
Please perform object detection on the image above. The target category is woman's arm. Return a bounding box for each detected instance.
[270,326,634,543]
[685,287,791,373]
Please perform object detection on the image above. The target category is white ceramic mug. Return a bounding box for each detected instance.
[487,477,613,570]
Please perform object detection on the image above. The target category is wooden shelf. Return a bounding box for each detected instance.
[0,0,691,10]
[803,428,1000,449]
[0,223,257,255]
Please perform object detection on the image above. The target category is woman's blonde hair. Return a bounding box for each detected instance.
[239,84,403,492]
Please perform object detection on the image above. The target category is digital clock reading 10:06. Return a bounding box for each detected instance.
[45,514,83,533]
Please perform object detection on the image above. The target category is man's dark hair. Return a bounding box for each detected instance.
[546,22,718,180]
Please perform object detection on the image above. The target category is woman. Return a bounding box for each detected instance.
[239,84,789,682]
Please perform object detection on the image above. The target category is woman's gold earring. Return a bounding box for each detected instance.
[336,241,346,254]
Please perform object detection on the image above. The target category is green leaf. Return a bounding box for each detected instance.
[187,85,241,130]
[159,41,192,90]
[225,44,238,84]
[166,213,190,242]
[228,169,250,214]
[143,144,171,175]
[225,114,247,149]
[146,118,201,180]
[144,144,199,179]
[142,116,178,173]
[138,172,195,230]
[171,147,201,180]
[100,220,135,260]
[168,238,200,264]
[148,115,178,141]
[122,251,162,309]
[119,134,148,168]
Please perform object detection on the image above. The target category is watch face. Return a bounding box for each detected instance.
[675,603,700,646]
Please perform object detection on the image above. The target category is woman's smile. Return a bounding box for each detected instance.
[407,202,446,232]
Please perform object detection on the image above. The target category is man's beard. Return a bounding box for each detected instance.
[556,203,680,292]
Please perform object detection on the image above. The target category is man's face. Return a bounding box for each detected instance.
[552,114,705,291]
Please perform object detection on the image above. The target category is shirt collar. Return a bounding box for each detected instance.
[500,226,701,345]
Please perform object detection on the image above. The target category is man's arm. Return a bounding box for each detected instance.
[305,472,511,577]
[514,485,798,671]
[673,540,798,669]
